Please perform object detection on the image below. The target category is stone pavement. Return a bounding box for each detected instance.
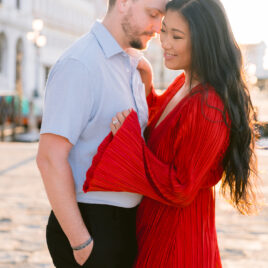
[0,142,267,268]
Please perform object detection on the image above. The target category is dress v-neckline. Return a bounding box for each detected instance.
[152,75,202,132]
[152,76,185,132]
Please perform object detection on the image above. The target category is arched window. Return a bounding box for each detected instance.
[0,33,7,74]
[15,38,23,96]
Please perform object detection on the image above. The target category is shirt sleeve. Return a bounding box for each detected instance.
[83,92,230,207]
[40,58,93,145]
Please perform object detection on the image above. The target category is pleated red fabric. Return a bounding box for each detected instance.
[83,73,230,268]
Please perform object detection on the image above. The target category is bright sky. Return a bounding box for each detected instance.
[221,0,268,44]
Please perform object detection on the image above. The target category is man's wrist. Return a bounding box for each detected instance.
[69,229,91,248]
[72,236,93,251]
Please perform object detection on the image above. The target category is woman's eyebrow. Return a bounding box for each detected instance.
[162,21,185,35]
[171,28,185,35]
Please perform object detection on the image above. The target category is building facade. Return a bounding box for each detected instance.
[0,0,266,105]
[241,42,268,90]
[0,0,107,100]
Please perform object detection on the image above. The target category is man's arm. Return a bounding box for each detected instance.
[36,133,93,265]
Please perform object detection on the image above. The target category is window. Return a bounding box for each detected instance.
[44,66,51,83]
[0,33,7,74]
[16,0,20,10]
[15,39,23,96]
[0,42,2,73]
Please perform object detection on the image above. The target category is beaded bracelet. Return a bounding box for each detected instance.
[72,236,93,251]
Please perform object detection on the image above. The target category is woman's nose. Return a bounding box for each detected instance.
[161,39,172,50]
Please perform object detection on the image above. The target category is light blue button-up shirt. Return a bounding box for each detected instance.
[40,21,148,208]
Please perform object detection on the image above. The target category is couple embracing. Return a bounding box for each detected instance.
[37,0,258,267]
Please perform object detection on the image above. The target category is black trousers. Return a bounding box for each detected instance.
[46,203,138,268]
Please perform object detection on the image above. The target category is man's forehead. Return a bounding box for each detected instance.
[144,0,169,13]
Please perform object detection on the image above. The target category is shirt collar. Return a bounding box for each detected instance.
[91,21,124,58]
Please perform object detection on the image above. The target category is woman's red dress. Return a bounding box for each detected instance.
[83,73,230,268]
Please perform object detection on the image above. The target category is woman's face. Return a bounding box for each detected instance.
[160,10,192,71]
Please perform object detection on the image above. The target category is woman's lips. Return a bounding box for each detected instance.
[164,52,177,60]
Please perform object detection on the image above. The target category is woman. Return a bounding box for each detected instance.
[84,0,258,267]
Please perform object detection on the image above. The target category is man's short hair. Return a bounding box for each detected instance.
[108,0,116,10]
[108,0,138,11]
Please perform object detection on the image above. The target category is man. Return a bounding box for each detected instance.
[36,0,166,267]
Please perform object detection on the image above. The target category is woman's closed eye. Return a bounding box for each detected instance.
[173,36,183,40]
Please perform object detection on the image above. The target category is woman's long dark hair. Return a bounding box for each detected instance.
[166,0,259,214]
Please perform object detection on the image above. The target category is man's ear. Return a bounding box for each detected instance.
[117,0,131,13]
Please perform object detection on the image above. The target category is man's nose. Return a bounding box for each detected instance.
[152,19,162,34]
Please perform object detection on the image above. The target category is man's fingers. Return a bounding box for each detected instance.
[73,241,94,266]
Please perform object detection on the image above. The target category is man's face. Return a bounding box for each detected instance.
[121,0,166,50]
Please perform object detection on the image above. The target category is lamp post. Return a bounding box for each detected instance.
[17,19,46,142]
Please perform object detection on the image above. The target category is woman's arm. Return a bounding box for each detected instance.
[84,93,229,207]
[137,57,153,97]
[125,48,153,97]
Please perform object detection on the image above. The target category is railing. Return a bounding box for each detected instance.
[0,92,24,141]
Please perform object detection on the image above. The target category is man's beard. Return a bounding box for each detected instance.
[121,9,154,50]
[129,39,143,50]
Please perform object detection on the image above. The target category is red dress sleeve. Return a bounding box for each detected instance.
[146,85,159,108]
[83,91,230,207]
[147,74,184,109]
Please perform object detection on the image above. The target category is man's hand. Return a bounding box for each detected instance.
[36,134,92,265]
[73,240,94,266]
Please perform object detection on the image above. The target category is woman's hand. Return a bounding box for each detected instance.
[137,57,153,97]
[110,109,132,136]
[125,48,153,96]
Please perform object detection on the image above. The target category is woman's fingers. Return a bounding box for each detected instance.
[116,112,125,124]
[110,109,133,135]
[112,116,121,128]
[122,110,130,118]
[110,122,117,136]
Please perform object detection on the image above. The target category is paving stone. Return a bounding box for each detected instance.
[0,141,267,267]
[0,251,29,264]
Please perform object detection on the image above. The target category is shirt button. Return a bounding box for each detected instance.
[126,68,130,73]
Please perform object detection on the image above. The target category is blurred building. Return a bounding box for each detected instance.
[0,0,107,100]
[150,40,268,90]
[1,0,266,103]
[240,41,268,90]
